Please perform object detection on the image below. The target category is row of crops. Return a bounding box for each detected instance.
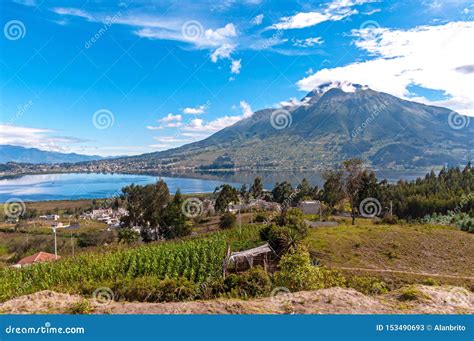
[0,226,261,302]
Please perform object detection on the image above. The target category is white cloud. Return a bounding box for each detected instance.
[297,21,474,116]
[251,14,264,25]
[181,132,209,138]
[270,0,376,30]
[183,117,240,133]
[52,7,93,20]
[211,43,236,62]
[183,105,207,115]
[293,37,324,47]
[159,113,182,123]
[279,97,311,108]
[146,125,164,130]
[182,100,254,134]
[51,7,239,67]
[153,136,190,143]
[230,59,242,74]
[0,124,83,152]
[240,100,253,118]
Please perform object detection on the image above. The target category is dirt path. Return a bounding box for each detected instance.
[336,267,474,281]
[1,285,472,315]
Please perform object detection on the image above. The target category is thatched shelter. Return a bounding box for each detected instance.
[223,243,277,276]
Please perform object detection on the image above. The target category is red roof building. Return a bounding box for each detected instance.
[16,252,60,267]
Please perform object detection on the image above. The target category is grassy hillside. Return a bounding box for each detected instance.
[304,219,474,287]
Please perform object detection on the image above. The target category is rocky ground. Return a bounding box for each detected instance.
[1,285,472,315]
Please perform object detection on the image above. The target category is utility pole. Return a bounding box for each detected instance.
[52,227,57,259]
[390,201,393,216]
[71,232,75,257]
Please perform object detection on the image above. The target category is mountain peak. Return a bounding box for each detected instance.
[311,81,369,95]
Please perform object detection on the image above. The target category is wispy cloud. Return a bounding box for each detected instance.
[0,124,85,152]
[251,14,264,25]
[183,104,207,115]
[269,0,377,30]
[292,37,324,47]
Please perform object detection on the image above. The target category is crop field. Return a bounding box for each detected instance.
[0,226,261,302]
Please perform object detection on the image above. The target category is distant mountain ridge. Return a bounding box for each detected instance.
[108,83,472,169]
[0,145,105,164]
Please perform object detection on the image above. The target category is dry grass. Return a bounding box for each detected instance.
[304,219,474,287]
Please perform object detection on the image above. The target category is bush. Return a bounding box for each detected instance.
[219,212,237,229]
[67,300,93,314]
[274,249,344,291]
[398,286,429,301]
[260,225,299,255]
[224,266,272,298]
[255,213,266,223]
[422,277,438,286]
[80,276,197,303]
[346,276,389,295]
[381,214,399,225]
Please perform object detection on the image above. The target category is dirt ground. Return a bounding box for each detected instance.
[1,285,472,315]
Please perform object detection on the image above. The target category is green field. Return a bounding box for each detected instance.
[0,226,261,302]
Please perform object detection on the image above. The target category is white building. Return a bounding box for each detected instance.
[39,214,60,221]
[299,200,321,215]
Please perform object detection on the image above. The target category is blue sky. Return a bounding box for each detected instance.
[1,0,473,156]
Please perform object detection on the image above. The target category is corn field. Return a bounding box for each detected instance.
[0,227,261,302]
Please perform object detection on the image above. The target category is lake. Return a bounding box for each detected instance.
[0,173,242,202]
[0,170,429,203]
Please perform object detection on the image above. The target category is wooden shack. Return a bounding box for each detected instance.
[223,243,277,276]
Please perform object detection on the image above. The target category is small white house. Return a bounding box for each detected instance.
[299,200,321,215]
[39,214,60,221]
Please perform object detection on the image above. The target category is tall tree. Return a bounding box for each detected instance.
[250,176,264,199]
[272,181,294,205]
[341,159,366,225]
[159,190,190,239]
[214,184,239,213]
[321,169,344,211]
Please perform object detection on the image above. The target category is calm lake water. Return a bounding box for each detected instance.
[0,170,428,202]
[0,173,241,202]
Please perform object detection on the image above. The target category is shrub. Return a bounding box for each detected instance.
[255,213,266,223]
[219,212,237,229]
[117,228,139,245]
[422,277,438,286]
[67,300,93,314]
[346,276,389,295]
[155,277,197,302]
[398,286,429,301]
[260,224,300,255]
[274,249,344,291]
[224,266,272,298]
[381,214,399,225]
[275,208,309,237]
